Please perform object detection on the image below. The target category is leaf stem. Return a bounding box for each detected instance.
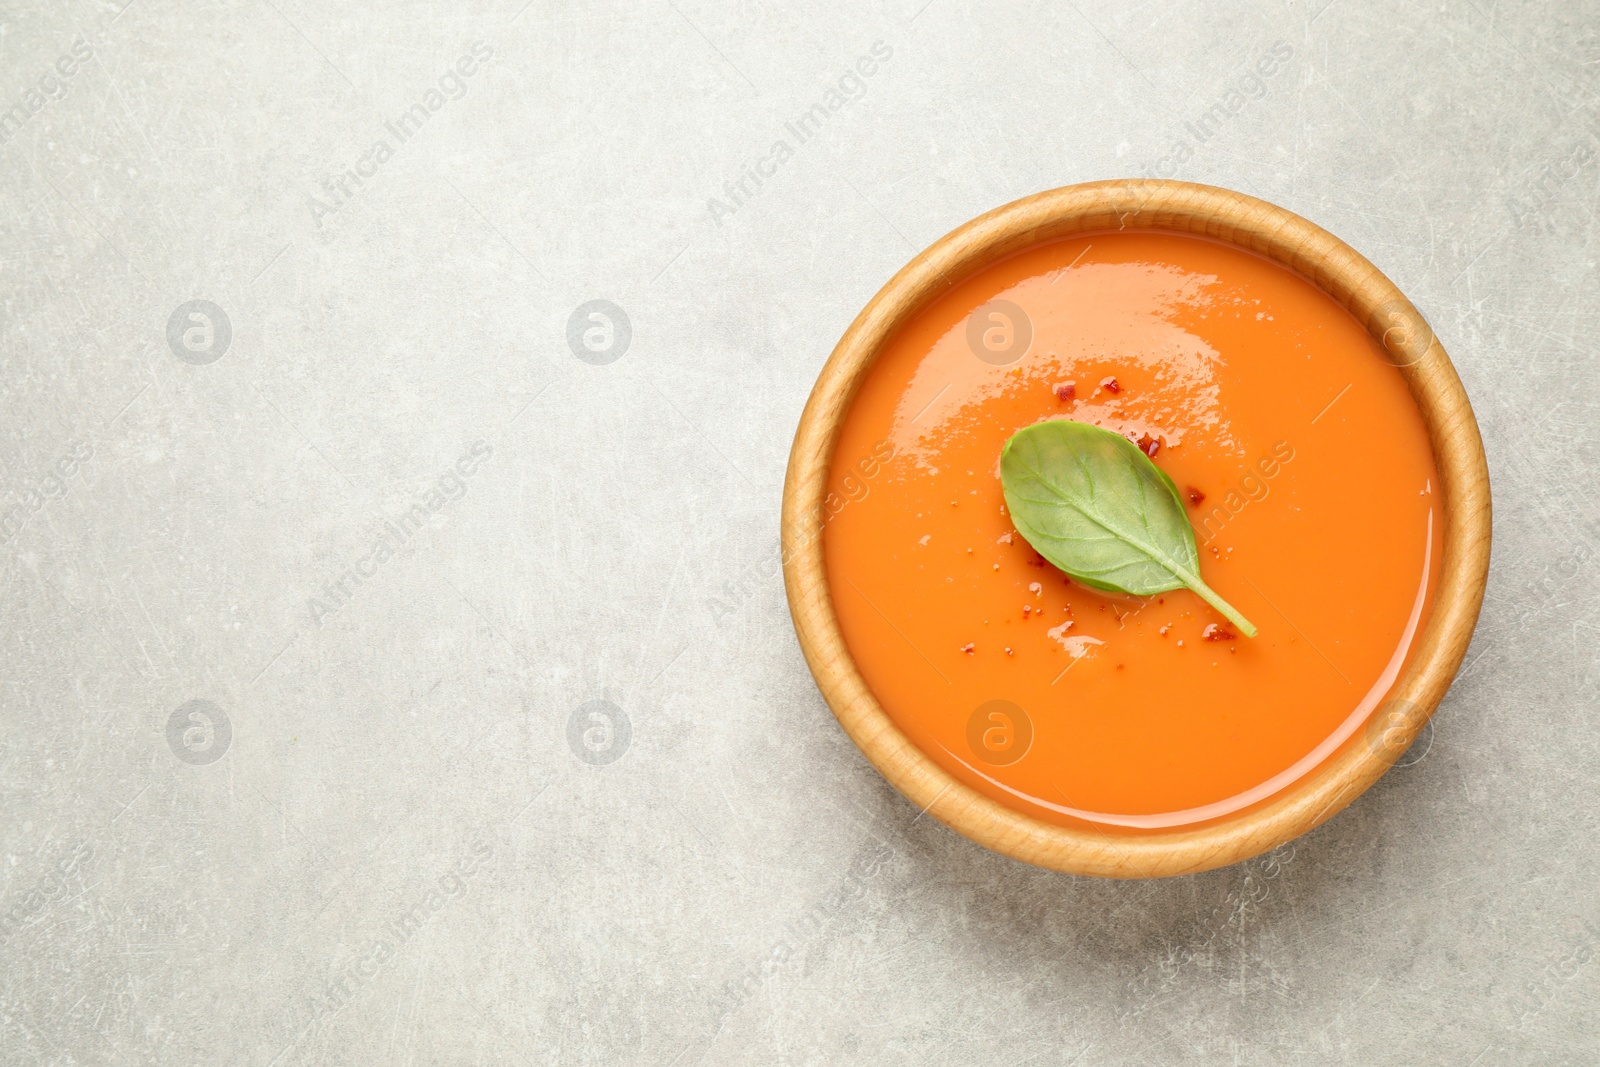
[1181,574,1258,638]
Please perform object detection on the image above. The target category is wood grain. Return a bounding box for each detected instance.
[780,180,1492,878]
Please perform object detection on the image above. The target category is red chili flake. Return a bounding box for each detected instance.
[1053,381,1076,402]
[1186,486,1206,506]
[1026,552,1047,568]
[1202,623,1236,641]
[1138,433,1161,458]
[960,643,975,654]
[1101,376,1121,394]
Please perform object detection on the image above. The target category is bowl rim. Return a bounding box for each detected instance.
[780,178,1492,878]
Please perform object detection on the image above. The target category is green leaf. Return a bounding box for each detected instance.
[999,420,1257,637]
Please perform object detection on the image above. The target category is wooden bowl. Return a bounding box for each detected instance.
[781,179,1491,878]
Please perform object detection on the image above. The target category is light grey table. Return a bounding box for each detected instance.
[2,1,1596,1063]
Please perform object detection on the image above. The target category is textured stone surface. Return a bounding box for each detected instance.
[2,1,1597,1063]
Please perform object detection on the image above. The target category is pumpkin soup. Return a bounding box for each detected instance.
[822,230,1442,830]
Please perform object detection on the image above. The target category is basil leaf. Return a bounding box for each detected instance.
[1000,420,1257,637]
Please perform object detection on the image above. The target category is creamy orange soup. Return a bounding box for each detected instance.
[823,230,1441,830]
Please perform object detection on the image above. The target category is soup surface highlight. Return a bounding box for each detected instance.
[823,230,1441,830]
